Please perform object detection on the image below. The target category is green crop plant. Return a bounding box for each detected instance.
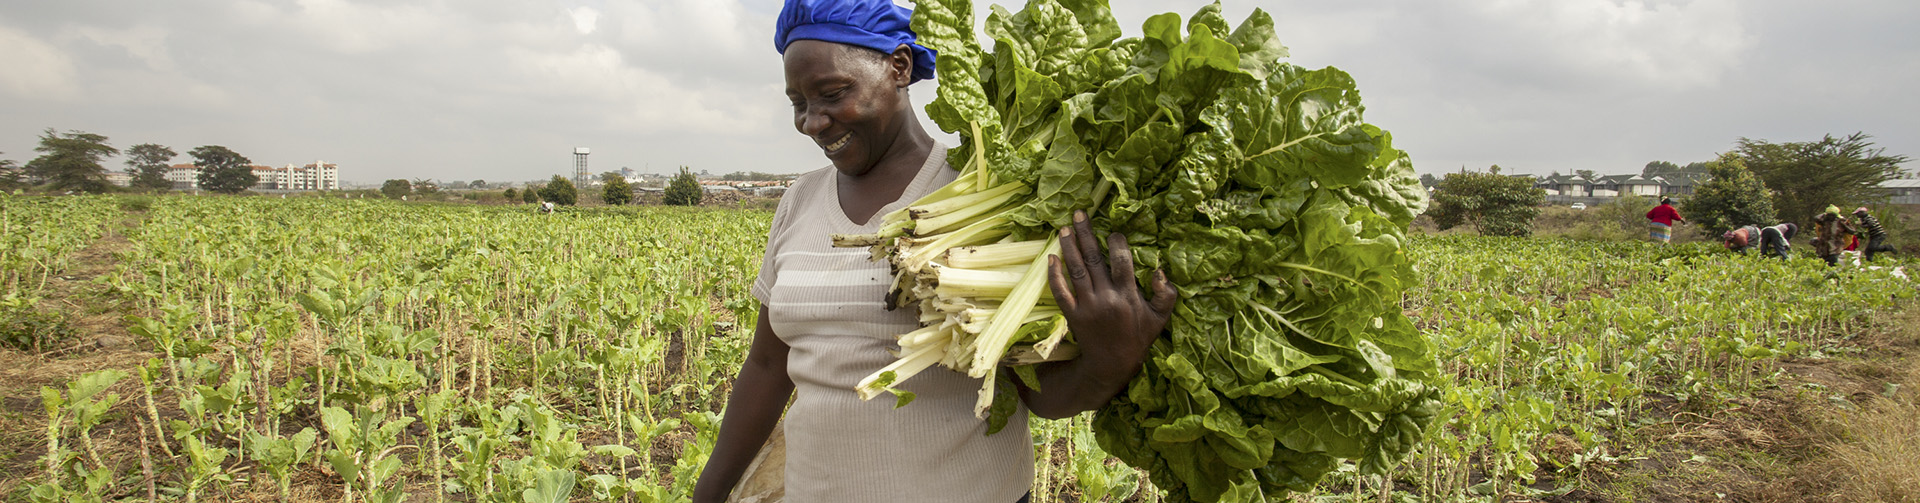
[1069,416,1139,502]
[248,427,320,501]
[319,406,416,503]
[179,435,231,503]
[0,194,118,295]
[29,369,128,502]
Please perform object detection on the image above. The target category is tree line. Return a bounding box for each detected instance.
[1427,132,1910,237]
[379,167,706,207]
[0,128,261,194]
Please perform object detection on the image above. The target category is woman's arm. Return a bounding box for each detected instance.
[692,305,793,503]
[1016,211,1177,419]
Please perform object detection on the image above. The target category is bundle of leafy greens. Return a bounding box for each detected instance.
[836,0,1440,499]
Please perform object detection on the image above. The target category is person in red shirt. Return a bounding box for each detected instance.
[1646,197,1686,244]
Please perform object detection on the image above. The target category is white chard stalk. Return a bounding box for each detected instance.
[838,153,1072,416]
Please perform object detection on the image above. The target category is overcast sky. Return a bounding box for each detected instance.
[2,0,1915,185]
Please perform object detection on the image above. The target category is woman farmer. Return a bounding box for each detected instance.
[1811,205,1858,266]
[1722,224,1762,254]
[1646,197,1686,244]
[1853,207,1897,262]
[691,1,1177,501]
[1758,222,1797,259]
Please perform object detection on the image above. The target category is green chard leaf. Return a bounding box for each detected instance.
[904,0,1440,498]
[1227,9,1289,78]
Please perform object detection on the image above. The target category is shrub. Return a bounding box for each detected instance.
[539,175,577,206]
[1427,170,1546,237]
[1684,152,1777,236]
[664,167,702,206]
[381,179,412,200]
[603,176,633,206]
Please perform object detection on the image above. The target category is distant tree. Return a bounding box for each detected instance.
[189,145,256,194]
[539,175,577,206]
[1681,162,1709,173]
[521,186,539,203]
[1642,160,1680,179]
[503,187,517,202]
[1739,132,1910,226]
[470,179,487,190]
[0,155,21,191]
[1683,152,1777,236]
[664,167,702,206]
[721,171,790,181]
[1418,173,1437,188]
[1489,164,1502,175]
[1427,170,1547,237]
[124,143,176,190]
[1574,169,1597,181]
[412,178,440,196]
[603,175,633,205]
[25,129,119,193]
[381,179,412,199]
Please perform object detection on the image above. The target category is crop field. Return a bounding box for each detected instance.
[2,194,1916,502]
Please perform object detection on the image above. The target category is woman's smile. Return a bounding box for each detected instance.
[821,132,852,155]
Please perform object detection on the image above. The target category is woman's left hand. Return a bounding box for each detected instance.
[1046,210,1177,380]
[1013,210,1175,418]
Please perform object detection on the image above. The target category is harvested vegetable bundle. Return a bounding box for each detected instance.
[840,0,1441,500]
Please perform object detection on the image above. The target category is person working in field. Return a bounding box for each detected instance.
[1645,197,1686,244]
[1726,223,1795,258]
[1722,225,1761,254]
[691,1,1176,501]
[1853,207,1897,262]
[1811,205,1858,266]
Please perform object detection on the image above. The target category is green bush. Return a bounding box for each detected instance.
[1684,152,1776,236]
[1427,170,1546,237]
[539,176,577,206]
[382,179,412,200]
[664,167,702,206]
[603,176,633,206]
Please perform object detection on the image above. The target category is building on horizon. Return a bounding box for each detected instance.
[166,163,200,189]
[166,160,339,191]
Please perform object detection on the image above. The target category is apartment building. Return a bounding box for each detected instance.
[166,160,340,191]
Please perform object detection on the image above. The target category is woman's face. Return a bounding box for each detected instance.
[783,40,912,177]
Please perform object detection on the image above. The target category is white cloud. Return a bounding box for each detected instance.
[0,25,79,100]
[68,24,175,72]
[280,0,466,54]
[1449,0,1755,91]
[503,43,761,135]
[569,6,601,35]
[605,0,761,60]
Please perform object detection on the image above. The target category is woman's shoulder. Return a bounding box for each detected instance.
[785,165,837,198]
[767,166,838,228]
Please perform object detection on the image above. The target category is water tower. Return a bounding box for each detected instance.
[573,147,590,188]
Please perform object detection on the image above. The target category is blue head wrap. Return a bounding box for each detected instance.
[775,0,936,83]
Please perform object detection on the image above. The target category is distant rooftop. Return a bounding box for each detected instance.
[1879,179,1920,189]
